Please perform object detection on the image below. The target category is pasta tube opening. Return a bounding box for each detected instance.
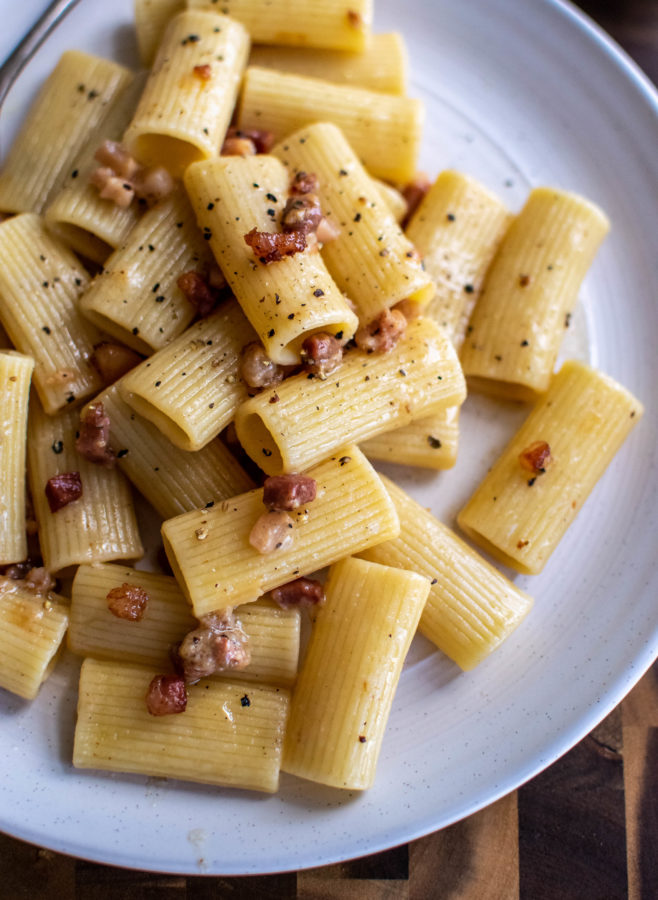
[238,411,285,473]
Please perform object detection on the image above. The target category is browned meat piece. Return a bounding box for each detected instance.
[301,332,343,378]
[89,167,135,207]
[263,474,317,511]
[171,610,250,683]
[91,341,142,384]
[106,583,149,621]
[291,171,320,195]
[281,194,323,235]
[519,440,552,474]
[75,402,115,468]
[355,308,407,353]
[45,472,82,513]
[402,173,432,226]
[239,341,287,390]
[249,510,294,553]
[94,140,140,179]
[146,674,187,716]
[177,271,219,318]
[270,577,325,609]
[244,227,307,264]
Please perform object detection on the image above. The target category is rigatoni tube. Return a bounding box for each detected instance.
[119,300,255,451]
[283,557,429,790]
[69,564,300,687]
[184,155,358,364]
[124,11,250,176]
[405,170,510,351]
[0,215,103,414]
[272,123,435,323]
[238,67,423,183]
[234,317,466,476]
[188,0,373,51]
[27,401,143,573]
[0,580,69,700]
[360,477,533,670]
[0,51,132,215]
[457,360,643,574]
[161,446,400,617]
[95,383,254,520]
[460,188,610,400]
[73,659,290,793]
[248,33,406,95]
[0,353,34,565]
[79,189,215,353]
[360,405,460,471]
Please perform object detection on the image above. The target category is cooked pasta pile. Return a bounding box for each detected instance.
[0,0,643,793]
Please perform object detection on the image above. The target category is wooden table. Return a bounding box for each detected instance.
[1,2,656,897]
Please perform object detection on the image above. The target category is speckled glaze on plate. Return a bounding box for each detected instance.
[0,0,656,876]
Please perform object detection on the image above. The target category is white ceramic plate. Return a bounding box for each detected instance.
[1,0,656,876]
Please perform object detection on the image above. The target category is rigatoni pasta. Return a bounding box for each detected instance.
[283,557,429,789]
[0,353,34,565]
[135,0,185,66]
[0,51,131,215]
[405,170,510,350]
[248,32,407,94]
[27,400,143,573]
[69,564,300,686]
[0,580,69,700]
[119,300,255,451]
[79,188,214,353]
[94,383,254,519]
[272,123,435,323]
[184,154,358,363]
[360,476,533,670]
[74,659,290,792]
[360,405,460,471]
[238,67,423,183]
[460,188,610,400]
[0,214,103,414]
[124,11,250,176]
[188,0,373,51]
[44,74,146,264]
[162,445,400,616]
[457,360,643,574]
[235,317,466,475]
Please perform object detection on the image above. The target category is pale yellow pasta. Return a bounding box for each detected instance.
[188,0,373,51]
[238,67,423,183]
[135,0,185,66]
[69,564,300,686]
[283,557,429,790]
[235,317,466,475]
[74,659,289,792]
[161,445,400,616]
[79,188,214,353]
[124,11,250,177]
[0,214,103,414]
[405,170,511,350]
[373,178,408,223]
[119,300,255,451]
[457,360,643,574]
[184,155,358,364]
[360,405,460,471]
[0,353,34,565]
[0,51,132,215]
[93,383,254,519]
[360,477,533,669]
[273,123,435,322]
[27,400,143,573]
[249,32,407,94]
[460,188,610,400]
[44,74,146,264]
[0,580,69,700]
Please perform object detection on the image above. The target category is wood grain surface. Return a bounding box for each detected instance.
[1,2,656,897]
